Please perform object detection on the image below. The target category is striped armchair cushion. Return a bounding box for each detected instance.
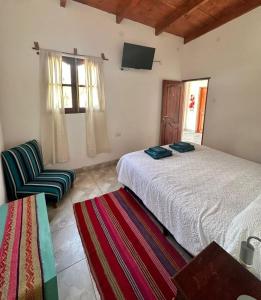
[1,149,30,200]
[16,181,64,203]
[15,140,44,180]
[1,140,75,203]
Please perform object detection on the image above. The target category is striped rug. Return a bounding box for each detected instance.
[0,196,44,300]
[73,188,189,300]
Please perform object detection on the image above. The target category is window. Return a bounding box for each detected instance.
[62,57,87,113]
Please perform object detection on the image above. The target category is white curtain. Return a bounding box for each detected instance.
[39,51,69,164]
[83,57,110,157]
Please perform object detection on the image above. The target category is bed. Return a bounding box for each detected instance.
[117,145,261,278]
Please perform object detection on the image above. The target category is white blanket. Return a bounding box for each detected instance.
[224,195,261,279]
[117,145,261,256]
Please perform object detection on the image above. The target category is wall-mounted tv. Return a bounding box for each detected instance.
[121,43,156,70]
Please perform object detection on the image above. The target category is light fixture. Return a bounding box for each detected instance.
[240,236,261,267]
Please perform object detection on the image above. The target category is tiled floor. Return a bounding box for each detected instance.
[47,162,191,300]
[47,162,122,300]
[182,130,202,145]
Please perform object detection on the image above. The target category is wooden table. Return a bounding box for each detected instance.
[173,242,261,300]
[0,194,58,300]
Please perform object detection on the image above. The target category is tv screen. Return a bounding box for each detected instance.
[121,43,156,70]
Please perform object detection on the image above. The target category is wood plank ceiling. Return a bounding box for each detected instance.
[61,0,261,43]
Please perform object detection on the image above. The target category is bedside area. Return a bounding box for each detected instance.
[173,242,261,300]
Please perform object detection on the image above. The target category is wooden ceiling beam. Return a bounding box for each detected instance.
[155,0,208,36]
[184,0,261,43]
[60,0,67,8]
[157,0,177,9]
[116,0,143,24]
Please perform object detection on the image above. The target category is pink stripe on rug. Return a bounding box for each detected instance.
[120,189,187,268]
[95,196,156,300]
[110,192,177,294]
[74,188,191,300]
[7,199,23,300]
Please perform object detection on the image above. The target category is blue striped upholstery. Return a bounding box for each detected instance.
[1,149,29,200]
[1,140,75,204]
[16,139,44,180]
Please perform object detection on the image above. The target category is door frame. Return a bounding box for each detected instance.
[160,80,185,145]
[196,87,208,134]
[182,77,211,83]
[182,77,210,145]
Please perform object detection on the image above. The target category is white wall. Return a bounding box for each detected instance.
[2,1,260,166]
[0,121,6,205]
[182,8,261,163]
[0,0,183,169]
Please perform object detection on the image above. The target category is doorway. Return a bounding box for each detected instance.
[160,80,184,145]
[160,78,209,146]
[181,79,209,145]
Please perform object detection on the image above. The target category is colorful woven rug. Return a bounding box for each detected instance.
[0,194,58,300]
[74,188,190,300]
[0,196,44,299]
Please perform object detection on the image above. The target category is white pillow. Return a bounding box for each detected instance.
[224,195,261,279]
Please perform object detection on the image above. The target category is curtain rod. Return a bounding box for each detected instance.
[32,41,109,61]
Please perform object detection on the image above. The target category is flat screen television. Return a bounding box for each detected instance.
[121,43,156,70]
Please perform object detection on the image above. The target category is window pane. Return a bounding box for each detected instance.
[62,61,71,84]
[78,64,86,86]
[62,86,73,108]
[79,87,100,110]
[79,87,87,108]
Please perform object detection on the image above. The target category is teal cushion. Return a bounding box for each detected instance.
[16,169,76,202]
[16,140,44,180]
[144,149,172,159]
[2,140,75,203]
[17,181,63,202]
[1,149,30,200]
[35,170,75,195]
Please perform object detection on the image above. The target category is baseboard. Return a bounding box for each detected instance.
[75,159,119,173]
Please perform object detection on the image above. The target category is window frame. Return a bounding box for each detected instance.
[62,56,86,114]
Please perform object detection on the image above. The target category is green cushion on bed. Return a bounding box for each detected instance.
[145,146,172,159]
[169,142,195,153]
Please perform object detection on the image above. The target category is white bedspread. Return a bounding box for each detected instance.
[117,145,261,256]
[224,194,261,279]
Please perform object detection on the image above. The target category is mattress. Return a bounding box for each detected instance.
[116,145,261,256]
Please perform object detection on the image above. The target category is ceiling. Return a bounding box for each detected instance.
[61,0,261,43]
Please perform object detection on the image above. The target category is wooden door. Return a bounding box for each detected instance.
[196,87,207,134]
[160,80,184,145]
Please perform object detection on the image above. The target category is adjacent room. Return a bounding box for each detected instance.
[182,79,209,145]
[0,0,261,299]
